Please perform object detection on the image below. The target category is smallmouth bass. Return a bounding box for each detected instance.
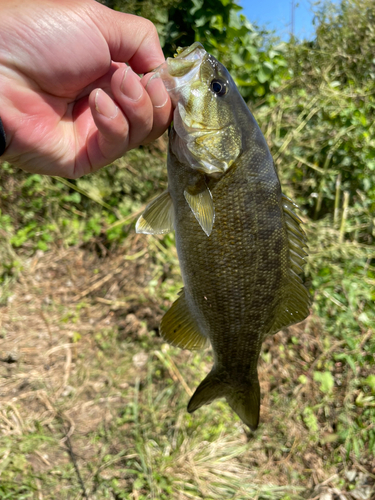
[136,43,310,430]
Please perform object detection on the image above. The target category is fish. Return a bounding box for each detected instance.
[136,42,310,430]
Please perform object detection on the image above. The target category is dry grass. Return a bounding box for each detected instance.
[0,236,374,499]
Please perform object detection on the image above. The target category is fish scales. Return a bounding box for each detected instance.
[168,140,286,372]
[136,42,310,429]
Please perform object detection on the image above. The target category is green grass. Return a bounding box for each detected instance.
[0,217,374,498]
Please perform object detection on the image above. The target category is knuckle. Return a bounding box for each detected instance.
[143,19,158,40]
[130,115,153,146]
[142,114,153,135]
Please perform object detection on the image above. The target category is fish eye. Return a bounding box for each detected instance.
[210,79,228,97]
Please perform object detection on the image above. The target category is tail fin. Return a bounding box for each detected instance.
[226,378,260,431]
[187,368,261,431]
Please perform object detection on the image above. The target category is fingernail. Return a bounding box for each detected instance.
[95,89,118,119]
[146,76,169,108]
[121,67,143,101]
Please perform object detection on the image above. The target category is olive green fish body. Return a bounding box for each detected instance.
[136,43,310,429]
[170,135,287,351]
[167,127,291,428]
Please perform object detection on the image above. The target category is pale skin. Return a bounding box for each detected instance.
[0,0,173,178]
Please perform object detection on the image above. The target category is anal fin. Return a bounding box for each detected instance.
[159,288,208,350]
[136,190,174,235]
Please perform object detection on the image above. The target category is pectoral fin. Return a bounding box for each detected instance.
[136,190,174,235]
[184,185,215,237]
[160,288,208,350]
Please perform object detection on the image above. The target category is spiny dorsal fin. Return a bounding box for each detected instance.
[184,185,215,237]
[159,288,209,350]
[269,195,311,334]
[136,190,174,235]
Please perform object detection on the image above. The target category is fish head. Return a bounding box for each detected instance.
[155,42,247,175]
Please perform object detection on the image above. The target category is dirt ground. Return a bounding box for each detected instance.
[0,236,374,499]
[0,236,165,497]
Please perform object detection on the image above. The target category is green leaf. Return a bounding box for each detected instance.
[254,85,265,96]
[190,0,203,15]
[303,407,319,432]
[364,375,375,393]
[231,53,243,66]
[210,14,224,31]
[194,16,207,28]
[257,65,272,83]
[37,240,49,252]
[313,371,335,394]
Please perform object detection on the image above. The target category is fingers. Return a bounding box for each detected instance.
[110,65,172,146]
[141,72,173,144]
[81,3,173,174]
[110,65,153,148]
[94,7,165,73]
[85,66,172,175]
[80,88,127,176]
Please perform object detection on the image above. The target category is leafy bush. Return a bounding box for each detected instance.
[256,0,375,226]
[99,0,288,100]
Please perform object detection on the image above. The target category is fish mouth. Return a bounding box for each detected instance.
[151,43,207,101]
[152,43,239,175]
[168,42,206,76]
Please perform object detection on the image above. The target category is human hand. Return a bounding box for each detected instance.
[0,0,172,178]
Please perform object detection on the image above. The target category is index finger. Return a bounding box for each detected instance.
[93,6,165,73]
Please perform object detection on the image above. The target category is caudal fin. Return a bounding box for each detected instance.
[225,378,260,431]
[187,368,261,431]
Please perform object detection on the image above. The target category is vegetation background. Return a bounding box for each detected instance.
[0,0,374,498]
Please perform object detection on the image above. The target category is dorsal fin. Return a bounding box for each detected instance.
[159,288,209,350]
[269,195,311,334]
[136,190,174,235]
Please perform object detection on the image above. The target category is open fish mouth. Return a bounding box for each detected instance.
[150,42,240,175]
[169,42,207,75]
[152,43,207,101]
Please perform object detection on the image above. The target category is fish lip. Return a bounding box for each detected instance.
[173,42,205,60]
[151,44,208,99]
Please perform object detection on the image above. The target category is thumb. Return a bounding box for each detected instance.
[90,5,165,73]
